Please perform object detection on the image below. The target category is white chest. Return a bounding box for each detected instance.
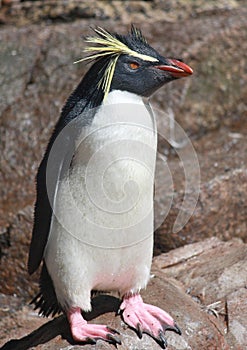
[74,90,157,178]
[45,91,157,302]
[52,90,157,248]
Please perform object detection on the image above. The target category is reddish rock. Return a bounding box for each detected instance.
[226,288,247,349]
[2,237,246,349]
[154,237,247,349]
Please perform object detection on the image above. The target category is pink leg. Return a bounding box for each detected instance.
[120,294,181,349]
[67,307,121,345]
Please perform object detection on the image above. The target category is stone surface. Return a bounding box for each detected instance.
[154,237,247,304]
[1,0,245,27]
[155,104,247,247]
[226,288,247,349]
[1,238,246,349]
[153,237,247,349]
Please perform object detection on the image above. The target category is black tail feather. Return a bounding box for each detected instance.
[30,262,63,317]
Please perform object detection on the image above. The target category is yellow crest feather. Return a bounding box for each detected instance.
[74,27,158,100]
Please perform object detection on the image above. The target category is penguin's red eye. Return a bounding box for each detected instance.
[129,62,140,70]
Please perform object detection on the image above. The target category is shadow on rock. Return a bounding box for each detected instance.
[1,295,121,350]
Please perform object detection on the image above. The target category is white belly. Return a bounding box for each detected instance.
[44,90,157,311]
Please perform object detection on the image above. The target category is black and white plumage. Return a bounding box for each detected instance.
[28,26,193,348]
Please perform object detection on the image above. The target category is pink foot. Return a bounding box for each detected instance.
[67,307,121,345]
[120,294,181,349]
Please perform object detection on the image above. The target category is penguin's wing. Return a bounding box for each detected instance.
[28,99,96,275]
[27,121,75,274]
[27,152,53,275]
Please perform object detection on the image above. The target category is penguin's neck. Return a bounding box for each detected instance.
[74,89,157,166]
[89,89,156,139]
[95,89,155,132]
[104,90,145,106]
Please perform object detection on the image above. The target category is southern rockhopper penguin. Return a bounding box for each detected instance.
[28,26,193,348]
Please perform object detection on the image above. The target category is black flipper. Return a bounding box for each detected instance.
[27,117,79,275]
[27,58,106,275]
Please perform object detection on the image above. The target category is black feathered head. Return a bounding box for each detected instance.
[75,26,193,100]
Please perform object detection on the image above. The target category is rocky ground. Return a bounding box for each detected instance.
[1,238,247,349]
[0,1,246,349]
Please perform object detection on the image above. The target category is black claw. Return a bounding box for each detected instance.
[106,326,120,335]
[174,323,182,335]
[159,331,168,349]
[107,333,122,345]
[136,323,143,339]
[140,329,167,349]
[85,337,97,345]
[163,322,182,335]
[116,308,121,316]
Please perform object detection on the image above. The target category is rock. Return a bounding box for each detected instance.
[1,0,243,27]
[154,237,247,304]
[226,288,247,349]
[152,7,247,136]
[154,237,247,349]
[1,237,246,349]
[154,123,247,253]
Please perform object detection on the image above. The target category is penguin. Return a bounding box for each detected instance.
[28,26,193,348]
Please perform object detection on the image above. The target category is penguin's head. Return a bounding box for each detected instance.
[76,26,193,101]
[111,52,192,98]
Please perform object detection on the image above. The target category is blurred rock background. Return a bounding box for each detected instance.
[0,1,246,349]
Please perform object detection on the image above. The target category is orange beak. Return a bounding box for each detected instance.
[155,59,193,78]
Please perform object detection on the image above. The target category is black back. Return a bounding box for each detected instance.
[27,58,108,275]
